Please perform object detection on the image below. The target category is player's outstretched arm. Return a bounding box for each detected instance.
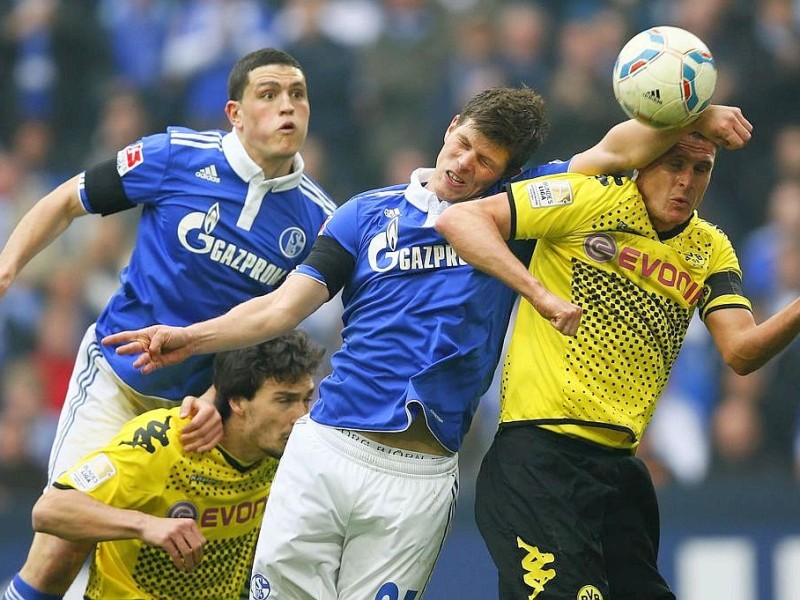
[102,274,330,372]
[33,488,206,572]
[569,105,752,176]
[706,298,800,375]
[436,194,582,336]
[0,175,87,298]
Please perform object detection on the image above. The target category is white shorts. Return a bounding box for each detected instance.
[249,416,459,600]
[47,324,176,485]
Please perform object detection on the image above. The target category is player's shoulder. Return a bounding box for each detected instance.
[686,212,735,245]
[297,172,337,216]
[166,126,225,148]
[159,127,225,164]
[115,407,186,449]
[509,171,636,208]
[350,183,408,210]
[329,184,406,219]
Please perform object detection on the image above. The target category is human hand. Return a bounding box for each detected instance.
[694,105,753,150]
[102,326,195,373]
[180,394,222,453]
[141,516,206,573]
[528,289,583,337]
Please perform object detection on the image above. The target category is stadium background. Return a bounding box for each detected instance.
[0,0,799,598]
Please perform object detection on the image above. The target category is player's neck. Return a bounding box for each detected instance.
[218,431,264,465]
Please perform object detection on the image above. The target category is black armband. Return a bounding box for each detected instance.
[83,159,136,216]
[505,183,518,240]
[303,235,355,299]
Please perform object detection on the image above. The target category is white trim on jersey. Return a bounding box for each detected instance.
[300,176,337,214]
[170,130,224,151]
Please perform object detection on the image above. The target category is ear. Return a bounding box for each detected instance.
[228,396,248,417]
[225,100,241,128]
[444,115,460,141]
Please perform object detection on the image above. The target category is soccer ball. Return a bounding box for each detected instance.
[612,26,717,129]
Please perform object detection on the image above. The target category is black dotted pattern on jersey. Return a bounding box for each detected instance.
[84,450,276,599]
[130,528,258,599]
[589,176,654,236]
[565,257,691,434]
[164,453,277,497]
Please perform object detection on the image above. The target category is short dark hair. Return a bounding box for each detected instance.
[213,330,324,422]
[456,86,549,176]
[227,48,304,102]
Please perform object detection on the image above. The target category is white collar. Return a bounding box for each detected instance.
[221,130,304,191]
[405,168,452,227]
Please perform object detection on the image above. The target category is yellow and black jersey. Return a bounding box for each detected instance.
[55,407,278,599]
[501,172,751,450]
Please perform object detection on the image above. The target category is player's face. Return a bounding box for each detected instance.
[225,64,310,177]
[241,375,314,460]
[427,117,510,203]
[637,135,716,232]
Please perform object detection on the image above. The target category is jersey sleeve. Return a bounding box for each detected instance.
[79,131,172,215]
[508,173,632,241]
[294,198,359,297]
[55,409,188,511]
[698,231,752,320]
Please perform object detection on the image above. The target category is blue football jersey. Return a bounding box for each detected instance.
[80,128,335,400]
[297,162,569,451]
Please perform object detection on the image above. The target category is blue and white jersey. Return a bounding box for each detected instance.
[296,161,569,452]
[79,127,335,400]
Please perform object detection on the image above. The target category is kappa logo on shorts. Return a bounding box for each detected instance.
[250,573,271,599]
[577,584,604,600]
[517,536,556,598]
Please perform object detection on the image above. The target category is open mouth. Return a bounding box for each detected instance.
[446,170,465,185]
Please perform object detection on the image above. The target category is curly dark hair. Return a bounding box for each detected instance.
[456,86,549,176]
[213,330,324,422]
[227,48,304,102]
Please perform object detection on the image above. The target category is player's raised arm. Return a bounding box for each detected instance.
[102,274,329,373]
[0,175,87,297]
[33,488,206,572]
[569,105,752,176]
[435,193,582,336]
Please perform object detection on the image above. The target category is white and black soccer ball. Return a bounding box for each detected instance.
[612,26,717,129]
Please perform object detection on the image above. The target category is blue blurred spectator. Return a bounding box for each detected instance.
[278,0,364,202]
[97,0,173,125]
[161,0,280,130]
[357,0,449,178]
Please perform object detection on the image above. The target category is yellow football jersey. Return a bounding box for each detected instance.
[501,173,751,450]
[55,407,278,599]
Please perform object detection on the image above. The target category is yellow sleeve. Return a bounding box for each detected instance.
[56,408,189,510]
[698,227,752,320]
[508,173,640,241]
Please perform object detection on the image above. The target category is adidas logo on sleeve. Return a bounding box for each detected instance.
[196,164,220,183]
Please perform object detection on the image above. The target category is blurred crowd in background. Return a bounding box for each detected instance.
[0,0,800,511]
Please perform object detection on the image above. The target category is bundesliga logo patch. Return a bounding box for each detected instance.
[525,180,574,208]
[117,143,144,176]
[69,453,116,491]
